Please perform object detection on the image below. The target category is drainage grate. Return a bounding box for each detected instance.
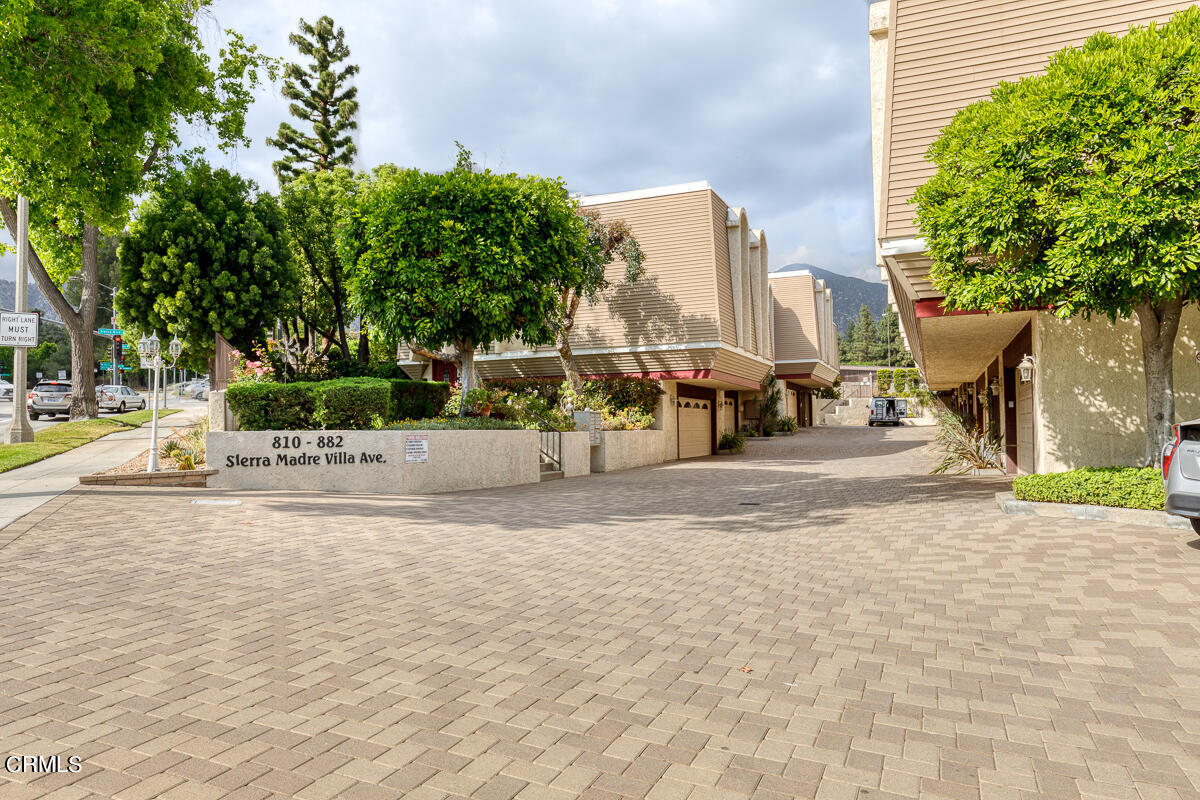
[191,499,242,506]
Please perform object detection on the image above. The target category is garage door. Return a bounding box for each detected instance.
[786,389,797,421]
[1017,378,1034,474]
[678,399,712,459]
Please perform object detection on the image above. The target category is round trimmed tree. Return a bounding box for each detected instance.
[117,163,297,372]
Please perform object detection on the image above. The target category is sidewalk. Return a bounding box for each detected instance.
[0,404,207,531]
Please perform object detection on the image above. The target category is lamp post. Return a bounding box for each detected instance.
[166,336,182,410]
[139,332,162,472]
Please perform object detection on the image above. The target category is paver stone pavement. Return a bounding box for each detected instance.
[0,424,1197,800]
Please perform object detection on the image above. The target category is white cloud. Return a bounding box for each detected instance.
[5,2,879,284]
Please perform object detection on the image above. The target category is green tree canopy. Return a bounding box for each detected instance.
[346,162,590,398]
[914,7,1200,464]
[279,168,360,361]
[267,16,359,182]
[117,163,297,371]
[0,0,271,417]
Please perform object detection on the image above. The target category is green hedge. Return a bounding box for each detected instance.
[390,380,450,420]
[1012,467,1165,511]
[312,378,391,429]
[484,376,661,415]
[225,382,317,431]
[227,378,450,430]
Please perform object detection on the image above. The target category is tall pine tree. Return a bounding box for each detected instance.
[267,16,359,182]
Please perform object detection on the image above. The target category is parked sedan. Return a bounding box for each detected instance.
[0,380,12,401]
[189,380,210,400]
[1162,420,1200,533]
[96,384,146,413]
[27,380,72,419]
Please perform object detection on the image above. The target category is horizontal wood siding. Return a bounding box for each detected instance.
[573,191,720,348]
[771,274,820,362]
[883,0,1192,238]
[712,193,737,346]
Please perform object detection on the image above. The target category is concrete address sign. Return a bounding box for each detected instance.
[206,429,541,494]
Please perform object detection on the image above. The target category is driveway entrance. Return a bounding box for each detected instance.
[1,425,1198,799]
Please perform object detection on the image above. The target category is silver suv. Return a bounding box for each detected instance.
[27,380,72,420]
[1162,420,1200,533]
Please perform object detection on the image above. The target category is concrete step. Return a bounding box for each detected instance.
[539,470,564,481]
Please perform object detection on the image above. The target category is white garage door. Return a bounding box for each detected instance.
[678,399,712,459]
[1017,378,1034,474]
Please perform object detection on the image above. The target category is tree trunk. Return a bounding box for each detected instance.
[67,224,100,419]
[357,320,369,364]
[1135,299,1183,467]
[557,293,584,392]
[456,339,476,418]
[557,341,583,393]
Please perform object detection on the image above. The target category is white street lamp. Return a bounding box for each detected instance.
[140,331,164,472]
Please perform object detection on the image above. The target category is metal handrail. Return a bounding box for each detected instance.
[539,430,562,469]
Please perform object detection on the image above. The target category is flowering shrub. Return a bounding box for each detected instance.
[229,344,275,384]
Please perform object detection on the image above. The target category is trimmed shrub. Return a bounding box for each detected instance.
[718,431,746,453]
[312,378,391,430]
[388,380,450,420]
[226,382,317,431]
[1012,467,1164,511]
[388,417,524,430]
[586,377,662,416]
[483,376,662,416]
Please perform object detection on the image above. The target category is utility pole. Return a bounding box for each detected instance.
[4,196,35,444]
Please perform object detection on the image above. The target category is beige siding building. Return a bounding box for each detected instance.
[871,0,1200,473]
[399,182,778,459]
[770,268,839,426]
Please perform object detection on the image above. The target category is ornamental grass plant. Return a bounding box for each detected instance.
[930,411,1004,474]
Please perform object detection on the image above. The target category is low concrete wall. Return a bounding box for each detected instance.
[207,429,539,494]
[591,430,664,473]
[560,431,591,478]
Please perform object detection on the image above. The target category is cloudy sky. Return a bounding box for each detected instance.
[4,0,876,282]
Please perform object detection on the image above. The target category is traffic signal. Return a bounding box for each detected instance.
[112,335,122,372]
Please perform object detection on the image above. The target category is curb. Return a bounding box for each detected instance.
[80,469,217,487]
[995,491,1192,531]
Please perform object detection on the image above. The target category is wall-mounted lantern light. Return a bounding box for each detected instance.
[1018,354,1035,383]
[989,376,1000,396]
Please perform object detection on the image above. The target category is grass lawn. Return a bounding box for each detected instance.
[0,408,180,474]
[111,408,179,427]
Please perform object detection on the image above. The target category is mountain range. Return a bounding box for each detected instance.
[0,278,63,322]
[770,263,887,333]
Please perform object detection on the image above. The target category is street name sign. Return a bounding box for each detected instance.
[100,361,112,370]
[97,327,123,336]
[0,311,38,347]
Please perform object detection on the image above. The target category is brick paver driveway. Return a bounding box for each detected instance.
[2,425,1199,800]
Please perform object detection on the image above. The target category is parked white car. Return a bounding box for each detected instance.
[0,379,12,401]
[96,384,147,413]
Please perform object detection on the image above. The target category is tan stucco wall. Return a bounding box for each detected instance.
[1033,308,1200,472]
[590,430,665,473]
[560,431,592,478]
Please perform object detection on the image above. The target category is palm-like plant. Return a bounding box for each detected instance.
[930,411,1004,474]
